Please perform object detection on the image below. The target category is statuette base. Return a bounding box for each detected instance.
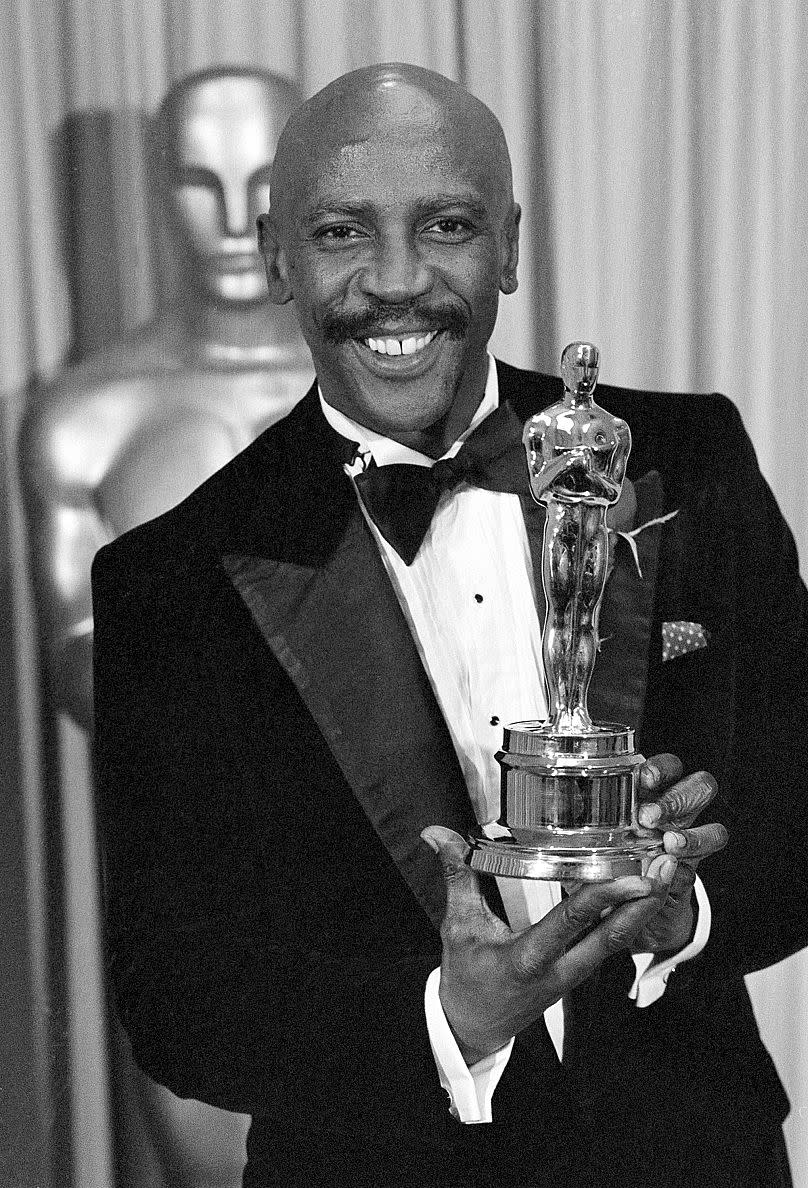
[468,831,663,882]
[468,720,663,882]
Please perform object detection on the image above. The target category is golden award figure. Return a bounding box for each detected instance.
[470,342,663,880]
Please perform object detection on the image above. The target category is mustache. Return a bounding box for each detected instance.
[322,302,469,344]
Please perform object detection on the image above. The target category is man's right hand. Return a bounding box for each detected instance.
[420,826,672,1066]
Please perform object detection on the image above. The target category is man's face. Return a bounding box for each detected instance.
[263,90,519,449]
[163,77,293,306]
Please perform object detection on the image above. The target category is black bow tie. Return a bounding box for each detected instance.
[349,401,530,564]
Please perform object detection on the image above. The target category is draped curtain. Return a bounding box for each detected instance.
[2,2,806,1185]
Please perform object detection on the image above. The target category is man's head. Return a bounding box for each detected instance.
[258,64,520,454]
[155,68,301,306]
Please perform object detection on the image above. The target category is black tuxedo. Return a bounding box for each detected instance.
[93,361,807,1187]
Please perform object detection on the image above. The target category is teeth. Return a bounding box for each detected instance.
[364,331,438,357]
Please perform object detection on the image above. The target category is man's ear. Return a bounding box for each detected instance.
[257,213,293,305]
[499,202,521,296]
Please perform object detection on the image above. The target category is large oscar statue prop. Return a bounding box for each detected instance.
[470,342,663,881]
[21,68,308,1188]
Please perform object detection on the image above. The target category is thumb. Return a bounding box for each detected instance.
[420,825,491,928]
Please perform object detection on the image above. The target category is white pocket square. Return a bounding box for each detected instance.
[662,621,709,662]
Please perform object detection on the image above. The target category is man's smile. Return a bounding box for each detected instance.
[346,329,449,377]
[364,330,438,356]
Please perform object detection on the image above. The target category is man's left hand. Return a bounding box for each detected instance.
[633,753,728,953]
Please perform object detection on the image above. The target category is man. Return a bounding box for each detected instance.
[93,64,807,1187]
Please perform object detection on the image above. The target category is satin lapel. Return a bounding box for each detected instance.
[589,470,664,732]
[220,493,476,933]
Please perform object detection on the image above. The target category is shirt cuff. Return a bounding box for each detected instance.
[629,874,711,1007]
[424,967,514,1123]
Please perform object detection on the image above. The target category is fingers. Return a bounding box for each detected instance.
[552,892,666,987]
[511,877,654,978]
[664,861,696,903]
[645,852,679,887]
[664,821,728,860]
[633,857,697,952]
[638,753,683,797]
[645,852,697,908]
[420,826,495,933]
[638,765,717,829]
[555,860,681,978]
[420,824,470,867]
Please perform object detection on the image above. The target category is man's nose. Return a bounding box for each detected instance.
[359,233,433,302]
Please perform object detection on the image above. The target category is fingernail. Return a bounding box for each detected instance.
[668,832,687,850]
[639,804,661,827]
[660,857,677,883]
[420,829,439,854]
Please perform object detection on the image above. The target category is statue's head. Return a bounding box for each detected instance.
[154,68,301,306]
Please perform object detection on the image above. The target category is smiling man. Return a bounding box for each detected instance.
[93,64,807,1188]
[259,67,518,454]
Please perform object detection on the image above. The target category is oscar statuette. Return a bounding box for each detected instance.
[469,342,663,880]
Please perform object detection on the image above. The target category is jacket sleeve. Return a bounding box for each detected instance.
[718,399,808,972]
[644,395,808,976]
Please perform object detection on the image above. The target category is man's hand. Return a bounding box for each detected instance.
[634,753,728,953]
[420,825,671,1066]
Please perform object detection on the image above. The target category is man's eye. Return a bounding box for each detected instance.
[424,218,473,238]
[314,225,364,243]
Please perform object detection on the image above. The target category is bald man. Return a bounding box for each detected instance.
[93,65,806,1187]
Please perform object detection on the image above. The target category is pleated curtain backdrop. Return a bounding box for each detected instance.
[1,2,806,1185]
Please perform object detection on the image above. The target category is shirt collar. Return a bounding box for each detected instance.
[319,354,499,469]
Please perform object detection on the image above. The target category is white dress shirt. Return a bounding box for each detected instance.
[319,355,710,1123]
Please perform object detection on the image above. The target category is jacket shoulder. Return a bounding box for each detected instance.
[92,383,319,581]
[495,357,746,482]
[496,355,739,421]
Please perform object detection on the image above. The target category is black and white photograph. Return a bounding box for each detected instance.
[1,2,807,1185]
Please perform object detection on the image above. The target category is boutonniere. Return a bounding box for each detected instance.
[611,509,679,579]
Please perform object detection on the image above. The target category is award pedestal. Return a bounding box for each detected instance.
[469,722,661,881]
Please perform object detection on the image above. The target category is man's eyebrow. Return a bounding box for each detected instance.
[302,193,489,221]
[414,194,488,219]
[303,199,373,220]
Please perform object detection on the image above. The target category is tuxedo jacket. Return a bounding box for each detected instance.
[93,361,808,1188]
